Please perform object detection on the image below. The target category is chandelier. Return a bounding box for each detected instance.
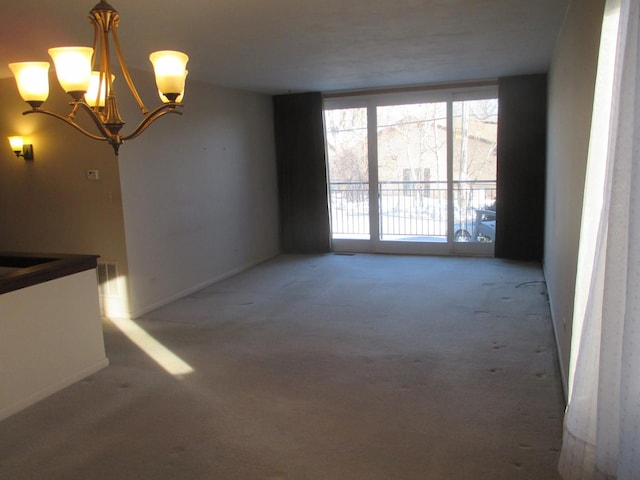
[8,1,189,155]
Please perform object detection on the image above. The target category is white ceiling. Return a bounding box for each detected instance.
[0,0,569,95]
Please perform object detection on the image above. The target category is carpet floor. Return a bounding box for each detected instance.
[0,253,565,479]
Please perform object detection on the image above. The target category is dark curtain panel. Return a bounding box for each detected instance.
[495,74,548,261]
[273,92,331,253]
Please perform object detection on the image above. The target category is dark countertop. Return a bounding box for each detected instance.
[0,252,99,295]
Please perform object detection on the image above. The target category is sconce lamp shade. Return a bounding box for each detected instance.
[7,136,34,160]
[85,72,115,108]
[8,62,50,107]
[8,136,24,152]
[149,51,189,102]
[48,47,94,96]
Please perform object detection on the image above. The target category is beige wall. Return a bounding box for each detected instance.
[118,75,280,317]
[544,0,605,394]
[0,71,280,318]
[0,74,130,293]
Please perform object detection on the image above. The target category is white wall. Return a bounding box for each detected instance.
[0,269,108,420]
[544,0,605,393]
[118,76,280,317]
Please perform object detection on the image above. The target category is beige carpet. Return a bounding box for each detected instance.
[0,253,565,479]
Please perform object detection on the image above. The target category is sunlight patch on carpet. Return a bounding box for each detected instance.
[110,317,194,376]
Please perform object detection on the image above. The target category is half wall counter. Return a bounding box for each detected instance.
[0,252,109,420]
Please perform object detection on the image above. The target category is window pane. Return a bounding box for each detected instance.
[452,99,498,243]
[324,108,369,239]
[377,103,448,241]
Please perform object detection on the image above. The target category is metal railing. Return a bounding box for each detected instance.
[329,180,496,240]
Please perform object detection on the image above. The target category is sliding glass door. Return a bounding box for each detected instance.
[452,98,498,250]
[324,107,370,241]
[376,101,448,246]
[324,87,497,256]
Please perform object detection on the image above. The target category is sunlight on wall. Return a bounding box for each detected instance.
[97,264,131,319]
[110,316,195,377]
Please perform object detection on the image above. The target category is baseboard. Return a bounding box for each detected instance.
[126,254,279,319]
[0,357,109,422]
[542,268,569,403]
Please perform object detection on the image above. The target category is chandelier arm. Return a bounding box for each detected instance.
[74,100,122,140]
[99,23,111,100]
[67,102,81,121]
[121,105,183,141]
[23,108,109,142]
[111,27,148,115]
[91,17,100,68]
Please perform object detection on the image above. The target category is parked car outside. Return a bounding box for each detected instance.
[454,208,496,242]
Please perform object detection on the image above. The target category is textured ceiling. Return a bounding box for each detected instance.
[0,0,569,94]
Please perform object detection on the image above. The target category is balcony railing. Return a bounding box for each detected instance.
[329,180,496,241]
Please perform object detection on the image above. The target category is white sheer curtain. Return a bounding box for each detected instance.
[559,0,640,478]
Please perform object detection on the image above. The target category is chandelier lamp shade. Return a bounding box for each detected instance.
[8,1,189,155]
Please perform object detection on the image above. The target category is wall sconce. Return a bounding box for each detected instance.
[8,136,34,160]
